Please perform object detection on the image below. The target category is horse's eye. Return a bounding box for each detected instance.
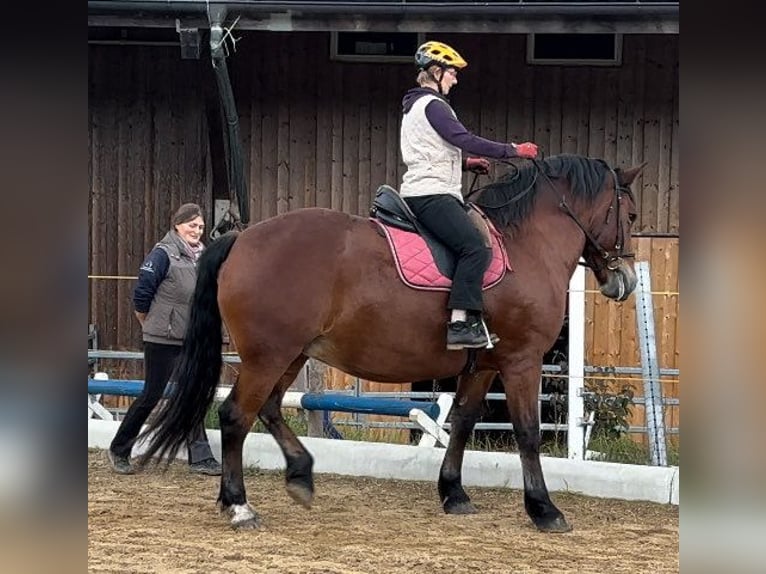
[628,213,638,224]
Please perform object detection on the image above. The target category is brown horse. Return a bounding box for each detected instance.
[139,154,643,532]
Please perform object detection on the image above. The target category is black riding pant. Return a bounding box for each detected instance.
[110,341,214,463]
[403,194,491,312]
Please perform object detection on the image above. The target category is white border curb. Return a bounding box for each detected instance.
[89,419,678,505]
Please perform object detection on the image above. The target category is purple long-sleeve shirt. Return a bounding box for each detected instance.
[401,88,517,159]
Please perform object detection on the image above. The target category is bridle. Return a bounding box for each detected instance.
[466,157,635,270]
[533,159,635,271]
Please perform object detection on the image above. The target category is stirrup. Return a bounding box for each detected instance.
[478,318,496,349]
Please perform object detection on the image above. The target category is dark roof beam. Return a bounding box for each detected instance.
[88,2,679,34]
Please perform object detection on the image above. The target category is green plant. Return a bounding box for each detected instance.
[545,377,635,438]
[204,402,313,436]
[585,434,680,466]
[584,377,635,439]
[540,373,638,460]
[204,402,221,429]
[467,432,517,452]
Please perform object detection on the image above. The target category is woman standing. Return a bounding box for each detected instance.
[108,203,222,475]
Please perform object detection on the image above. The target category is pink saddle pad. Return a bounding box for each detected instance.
[373,219,511,291]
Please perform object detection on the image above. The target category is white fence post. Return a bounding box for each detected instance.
[567,264,586,460]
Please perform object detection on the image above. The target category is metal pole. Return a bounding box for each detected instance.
[634,261,667,466]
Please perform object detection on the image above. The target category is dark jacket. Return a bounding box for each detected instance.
[133,231,199,345]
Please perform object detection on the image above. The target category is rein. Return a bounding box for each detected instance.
[531,158,634,269]
[465,160,536,208]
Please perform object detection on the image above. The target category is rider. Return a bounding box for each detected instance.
[399,40,539,350]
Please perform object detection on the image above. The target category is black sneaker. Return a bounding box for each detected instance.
[468,313,500,345]
[107,450,135,475]
[447,320,491,350]
[189,458,222,476]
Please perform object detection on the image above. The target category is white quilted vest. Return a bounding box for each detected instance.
[399,94,463,202]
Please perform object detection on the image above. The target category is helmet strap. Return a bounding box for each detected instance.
[425,66,445,95]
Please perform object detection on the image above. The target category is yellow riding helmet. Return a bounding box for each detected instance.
[415,41,468,70]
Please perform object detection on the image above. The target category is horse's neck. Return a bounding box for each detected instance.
[505,198,586,280]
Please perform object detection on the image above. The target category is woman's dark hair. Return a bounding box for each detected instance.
[171,203,203,227]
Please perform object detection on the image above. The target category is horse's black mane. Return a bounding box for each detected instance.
[474,154,610,230]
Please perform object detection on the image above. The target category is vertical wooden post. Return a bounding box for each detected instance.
[306,359,326,437]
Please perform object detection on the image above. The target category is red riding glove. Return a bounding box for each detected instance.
[512,142,539,159]
[464,157,491,175]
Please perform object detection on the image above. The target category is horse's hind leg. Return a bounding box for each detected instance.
[500,359,571,533]
[217,355,304,530]
[439,371,496,514]
[257,355,314,509]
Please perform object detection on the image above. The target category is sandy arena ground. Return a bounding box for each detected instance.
[88,450,678,574]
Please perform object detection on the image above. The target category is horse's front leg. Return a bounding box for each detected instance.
[438,371,496,514]
[500,358,571,532]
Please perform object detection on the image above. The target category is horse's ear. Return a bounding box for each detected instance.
[618,162,648,186]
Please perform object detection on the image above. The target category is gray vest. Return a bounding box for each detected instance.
[142,231,198,345]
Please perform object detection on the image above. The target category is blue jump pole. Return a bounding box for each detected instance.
[88,379,440,420]
[87,379,176,398]
[299,393,441,421]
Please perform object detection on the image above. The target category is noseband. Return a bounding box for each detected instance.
[534,159,634,270]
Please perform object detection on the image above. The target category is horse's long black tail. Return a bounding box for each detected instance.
[137,231,239,466]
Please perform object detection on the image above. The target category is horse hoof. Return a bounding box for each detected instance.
[228,503,260,530]
[536,515,572,533]
[286,481,314,509]
[443,499,478,515]
[232,517,260,531]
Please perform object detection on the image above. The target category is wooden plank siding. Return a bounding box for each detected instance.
[88,33,679,431]
[584,237,680,438]
[88,44,214,396]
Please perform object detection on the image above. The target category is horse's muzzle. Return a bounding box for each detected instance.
[599,262,638,301]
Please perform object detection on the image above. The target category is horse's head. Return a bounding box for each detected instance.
[579,162,645,301]
[472,155,645,301]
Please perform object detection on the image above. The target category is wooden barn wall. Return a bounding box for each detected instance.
[585,236,680,435]
[226,32,678,234]
[88,33,679,422]
[88,45,215,379]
